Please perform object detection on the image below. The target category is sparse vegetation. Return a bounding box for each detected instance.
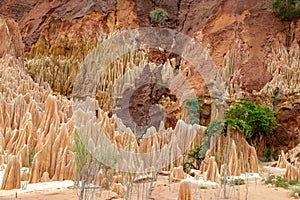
[74,130,104,200]
[267,175,289,188]
[263,147,273,162]
[182,97,201,125]
[156,83,166,90]
[290,183,300,196]
[230,178,245,186]
[289,179,300,185]
[270,0,300,22]
[150,8,168,26]
[204,119,226,137]
[199,185,208,189]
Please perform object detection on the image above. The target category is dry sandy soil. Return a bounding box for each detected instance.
[0,174,294,200]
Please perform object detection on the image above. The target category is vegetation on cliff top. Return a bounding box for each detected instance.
[271,0,300,21]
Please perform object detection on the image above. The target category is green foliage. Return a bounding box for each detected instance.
[286,180,300,196]
[199,185,208,189]
[187,145,208,163]
[204,119,227,137]
[183,144,209,171]
[231,178,245,185]
[270,0,300,21]
[150,8,169,26]
[182,97,201,125]
[156,83,166,90]
[289,179,300,185]
[74,130,89,177]
[263,148,273,162]
[267,175,289,188]
[226,98,278,139]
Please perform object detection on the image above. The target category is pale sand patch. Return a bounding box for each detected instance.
[0,174,293,200]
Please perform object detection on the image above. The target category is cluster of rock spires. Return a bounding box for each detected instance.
[200,131,259,182]
[277,144,300,182]
[0,15,262,194]
[0,16,76,189]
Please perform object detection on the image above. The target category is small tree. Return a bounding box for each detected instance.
[270,0,300,22]
[226,98,278,140]
[150,8,168,26]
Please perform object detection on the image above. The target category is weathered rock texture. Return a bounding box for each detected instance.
[1,155,21,190]
[0,16,76,187]
[200,131,258,182]
[178,181,193,200]
[0,0,139,97]
[0,15,23,59]
[277,144,300,181]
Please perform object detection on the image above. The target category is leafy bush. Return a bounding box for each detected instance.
[204,119,226,137]
[270,0,300,21]
[225,98,278,139]
[183,144,209,171]
[150,8,168,26]
[182,97,201,125]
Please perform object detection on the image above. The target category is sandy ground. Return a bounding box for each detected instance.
[0,162,294,200]
[0,174,293,200]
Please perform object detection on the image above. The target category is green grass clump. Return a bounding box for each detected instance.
[150,8,168,26]
[267,175,289,188]
[232,178,245,185]
[289,179,300,185]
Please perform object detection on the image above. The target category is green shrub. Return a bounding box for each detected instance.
[267,175,289,188]
[204,119,226,137]
[182,97,201,125]
[270,0,300,21]
[183,144,209,171]
[225,98,278,139]
[150,8,168,26]
[263,148,273,162]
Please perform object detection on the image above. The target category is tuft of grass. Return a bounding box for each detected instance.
[289,180,300,185]
[200,185,207,189]
[232,178,245,185]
